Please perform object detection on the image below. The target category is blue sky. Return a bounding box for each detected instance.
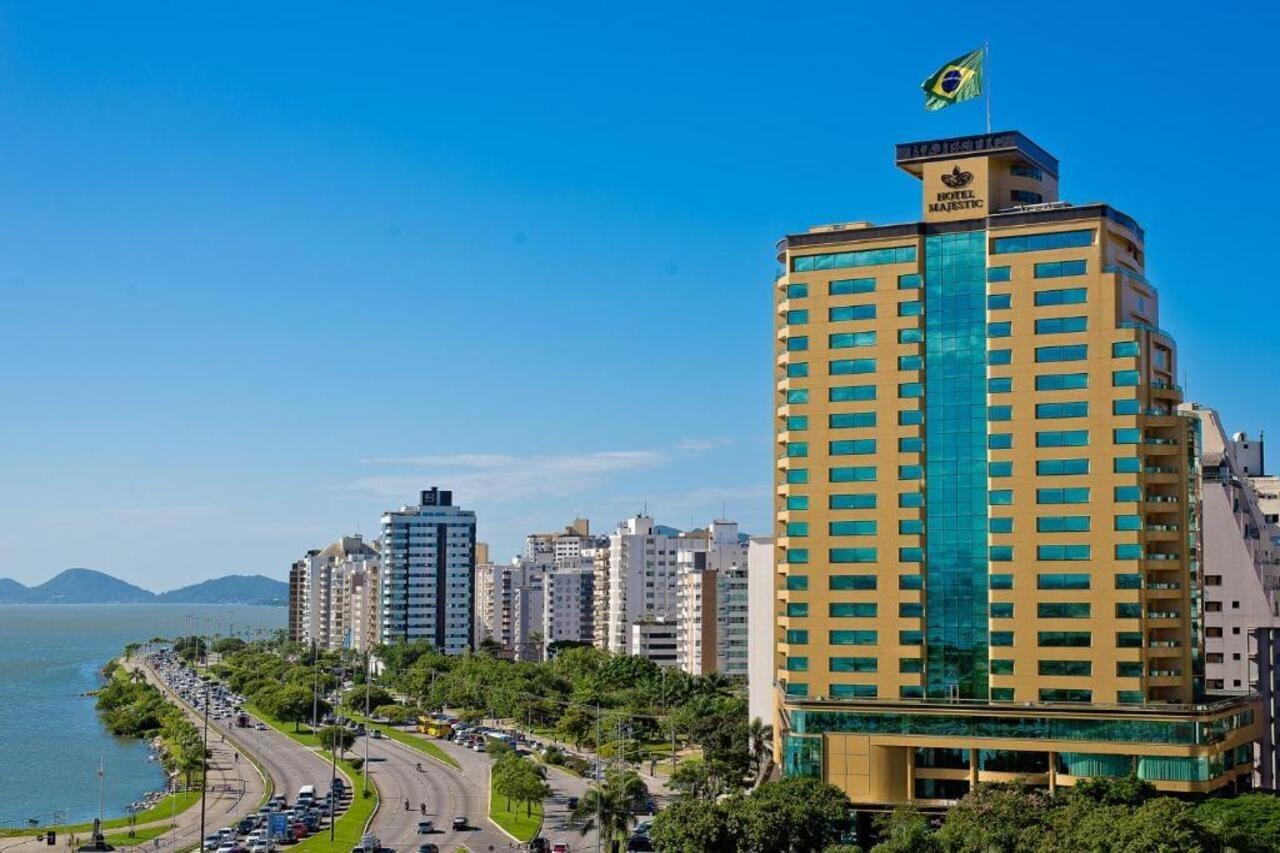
[1,2,1277,588]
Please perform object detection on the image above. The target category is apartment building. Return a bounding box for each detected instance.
[773,130,1258,804]
[379,487,477,653]
[288,535,380,652]
[542,562,596,650]
[675,519,750,676]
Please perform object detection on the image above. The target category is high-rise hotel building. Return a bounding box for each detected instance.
[773,131,1259,804]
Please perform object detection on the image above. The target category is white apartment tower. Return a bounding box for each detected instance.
[379,487,477,654]
[605,515,687,655]
[675,520,749,677]
[746,535,775,726]
[293,534,380,652]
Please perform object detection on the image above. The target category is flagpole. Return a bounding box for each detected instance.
[985,38,991,133]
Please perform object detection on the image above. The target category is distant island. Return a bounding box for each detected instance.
[0,568,287,605]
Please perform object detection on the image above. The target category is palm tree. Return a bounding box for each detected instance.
[695,671,733,699]
[570,770,649,853]
[747,717,774,787]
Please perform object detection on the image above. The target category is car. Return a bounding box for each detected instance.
[417,845,439,853]
[529,839,549,853]
[552,844,569,853]
[472,744,485,753]
[203,837,221,851]
[292,823,308,839]
[249,842,273,853]
[451,818,467,831]
[566,797,579,810]
[216,845,236,853]
[370,730,382,739]
[416,821,432,834]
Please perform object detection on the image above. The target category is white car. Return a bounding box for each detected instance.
[249,842,274,853]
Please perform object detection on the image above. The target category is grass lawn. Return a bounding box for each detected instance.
[346,714,461,770]
[1,792,201,837]
[102,823,175,846]
[245,704,378,853]
[488,774,542,842]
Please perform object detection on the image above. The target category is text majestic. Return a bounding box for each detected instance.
[929,189,984,213]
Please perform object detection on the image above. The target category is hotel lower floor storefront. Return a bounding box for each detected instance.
[778,693,1261,805]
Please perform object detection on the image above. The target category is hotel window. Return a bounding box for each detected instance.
[1114,515,1141,531]
[786,415,808,431]
[831,684,879,699]
[992,229,1093,254]
[1036,401,1089,419]
[830,493,876,509]
[899,602,923,617]
[1012,189,1044,204]
[786,309,809,325]
[830,385,876,402]
[1040,689,1091,702]
[899,492,923,508]
[990,574,1013,589]
[786,657,809,672]
[989,518,1013,533]
[989,433,1013,449]
[785,629,808,644]
[830,304,876,322]
[785,496,809,510]
[785,442,808,457]
[829,630,877,645]
[899,382,924,398]
[1038,544,1091,561]
[899,437,924,453]
[1037,458,1089,476]
[1037,573,1090,590]
[1039,661,1091,677]
[1010,165,1043,179]
[1116,604,1142,620]
[1035,344,1088,362]
[988,348,1012,365]
[991,688,1015,701]
[1112,340,1141,358]
[1115,544,1143,560]
[1037,515,1090,533]
[989,461,1012,477]
[1115,573,1142,589]
[899,631,924,645]
[987,265,1011,282]
[829,657,878,672]
[1114,486,1142,502]
[785,575,808,591]
[898,328,923,344]
[830,411,876,428]
[830,358,877,375]
[898,354,923,370]
[898,465,923,480]
[899,659,925,676]
[1154,347,1170,369]
[988,293,1012,310]
[785,522,809,537]
[899,409,924,425]
[829,548,877,563]
[785,469,808,484]
[786,389,809,404]
[786,548,809,563]
[990,546,1013,562]
[1035,372,1088,391]
[899,519,923,534]
[830,520,877,536]
[829,603,877,617]
[1038,602,1091,618]
[1034,260,1087,278]
[991,632,1014,647]
[786,283,809,299]
[898,273,922,289]
[783,683,808,698]
[1113,398,1140,415]
[1036,487,1090,504]
[830,331,877,349]
[785,603,808,617]
[786,336,809,352]
[1035,316,1088,335]
[899,574,923,590]
[989,490,1014,505]
[988,321,1012,338]
[1116,662,1143,678]
[898,300,923,317]
[786,362,809,378]
[1036,430,1089,447]
[1114,457,1141,473]
[899,547,923,562]
[1038,632,1091,648]
[990,659,1015,675]
[1113,428,1142,444]
[1035,287,1087,306]
[1116,632,1143,648]
[988,377,1012,393]
[829,277,875,296]
[1113,370,1141,386]
[989,405,1012,421]
[830,466,876,483]
[792,245,916,272]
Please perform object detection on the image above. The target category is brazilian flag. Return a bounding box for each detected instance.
[921,48,984,111]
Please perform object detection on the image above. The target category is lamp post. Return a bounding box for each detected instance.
[199,676,210,849]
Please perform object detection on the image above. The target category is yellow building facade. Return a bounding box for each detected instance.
[772,131,1258,805]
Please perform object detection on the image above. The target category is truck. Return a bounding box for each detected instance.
[236,712,250,727]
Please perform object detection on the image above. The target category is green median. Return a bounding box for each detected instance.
[346,714,460,770]
[488,773,542,843]
[244,703,378,853]
[102,823,175,847]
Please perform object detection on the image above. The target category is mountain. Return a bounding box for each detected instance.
[0,568,157,604]
[0,570,287,605]
[157,574,287,606]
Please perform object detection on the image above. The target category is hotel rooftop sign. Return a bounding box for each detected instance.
[895,131,1059,179]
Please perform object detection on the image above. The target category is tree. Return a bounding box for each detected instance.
[478,636,503,657]
[343,684,394,712]
[213,637,247,655]
[649,797,736,852]
[725,776,852,853]
[570,770,649,853]
[933,782,1052,852]
[258,684,321,732]
[1195,793,1280,853]
[870,806,938,853]
[669,757,716,800]
[1070,774,1156,807]
[318,725,356,758]
[555,704,597,749]
[747,717,773,787]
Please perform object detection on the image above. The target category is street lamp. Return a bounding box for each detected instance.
[198,676,211,849]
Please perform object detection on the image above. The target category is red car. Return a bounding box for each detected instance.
[292,823,309,839]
